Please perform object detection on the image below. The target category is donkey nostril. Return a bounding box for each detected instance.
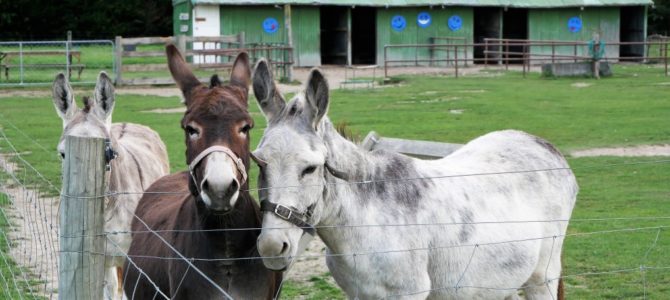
[225,180,239,197]
[280,242,289,255]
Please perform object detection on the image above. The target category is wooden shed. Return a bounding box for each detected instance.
[172,0,654,67]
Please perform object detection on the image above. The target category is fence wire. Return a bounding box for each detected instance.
[0,124,668,299]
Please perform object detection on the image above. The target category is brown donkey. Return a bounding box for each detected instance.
[123,45,281,299]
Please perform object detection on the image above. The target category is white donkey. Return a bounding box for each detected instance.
[52,72,170,300]
[251,61,578,299]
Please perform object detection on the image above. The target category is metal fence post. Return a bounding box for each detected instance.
[18,42,24,85]
[484,39,489,67]
[454,45,459,78]
[665,41,668,76]
[384,45,388,78]
[505,40,509,70]
[58,136,107,300]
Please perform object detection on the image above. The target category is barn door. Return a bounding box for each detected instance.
[192,5,221,64]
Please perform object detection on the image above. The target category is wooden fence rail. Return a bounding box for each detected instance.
[114,34,294,86]
[360,131,462,159]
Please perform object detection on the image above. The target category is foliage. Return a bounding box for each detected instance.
[0,0,172,41]
[649,0,670,35]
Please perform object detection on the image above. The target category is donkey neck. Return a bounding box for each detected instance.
[199,191,262,257]
[317,118,372,179]
[316,118,426,251]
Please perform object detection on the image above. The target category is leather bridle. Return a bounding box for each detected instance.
[260,200,316,236]
[188,145,248,193]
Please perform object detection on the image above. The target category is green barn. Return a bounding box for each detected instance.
[172,0,654,67]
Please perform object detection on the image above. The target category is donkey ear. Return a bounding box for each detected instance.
[52,73,77,121]
[92,71,115,123]
[230,52,251,90]
[252,59,285,121]
[304,68,329,129]
[166,44,201,103]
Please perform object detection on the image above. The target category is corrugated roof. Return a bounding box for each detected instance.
[180,0,653,8]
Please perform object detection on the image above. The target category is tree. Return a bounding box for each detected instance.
[0,0,172,41]
[649,0,670,35]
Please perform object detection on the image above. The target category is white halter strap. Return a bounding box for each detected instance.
[188,145,248,184]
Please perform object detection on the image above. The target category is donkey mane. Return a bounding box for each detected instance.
[334,121,358,143]
[82,96,92,113]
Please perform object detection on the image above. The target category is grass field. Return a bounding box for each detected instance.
[0,64,668,298]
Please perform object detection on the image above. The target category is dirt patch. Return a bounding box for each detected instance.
[285,238,330,283]
[571,82,592,88]
[396,97,461,104]
[449,109,465,114]
[0,153,59,298]
[116,87,181,98]
[142,107,186,114]
[457,89,486,93]
[570,145,670,157]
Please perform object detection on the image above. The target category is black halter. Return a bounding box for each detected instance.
[260,200,316,236]
[104,138,118,171]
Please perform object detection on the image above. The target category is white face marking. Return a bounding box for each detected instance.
[199,190,212,206]
[200,151,240,211]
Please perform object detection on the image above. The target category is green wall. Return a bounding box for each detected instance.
[292,7,321,66]
[377,7,473,66]
[173,1,192,37]
[528,7,620,58]
[220,6,286,44]
[218,5,320,67]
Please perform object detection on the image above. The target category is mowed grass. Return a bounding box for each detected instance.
[0,64,668,298]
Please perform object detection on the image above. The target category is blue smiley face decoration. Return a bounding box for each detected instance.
[417,12,431,28]
[263,17,279,34]
[448,15,462,31]
[391,15,406,32]
[568,17,582,33]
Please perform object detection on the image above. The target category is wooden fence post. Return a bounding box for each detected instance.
[177,35,187,57]
[59,136,107,300]
[284,4,294,82]
[238,31,245,48]
[66,31,73,79]
[114,36,123,85]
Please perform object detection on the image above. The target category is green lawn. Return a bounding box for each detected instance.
[0,64,669,298]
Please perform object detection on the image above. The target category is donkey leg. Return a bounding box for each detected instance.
[523,246,562,300]
[117,267,129,300]
[103,266,120,300]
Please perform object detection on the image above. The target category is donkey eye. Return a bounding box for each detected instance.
[301,166,317,178]
[240,124,252,134]
[185,125,200,139]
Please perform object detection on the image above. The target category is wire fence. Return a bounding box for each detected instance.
[0,40,115,87]
[0,124,668,299]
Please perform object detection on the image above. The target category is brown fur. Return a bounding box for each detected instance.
[124,46,281,299]
[124,173,281,299]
